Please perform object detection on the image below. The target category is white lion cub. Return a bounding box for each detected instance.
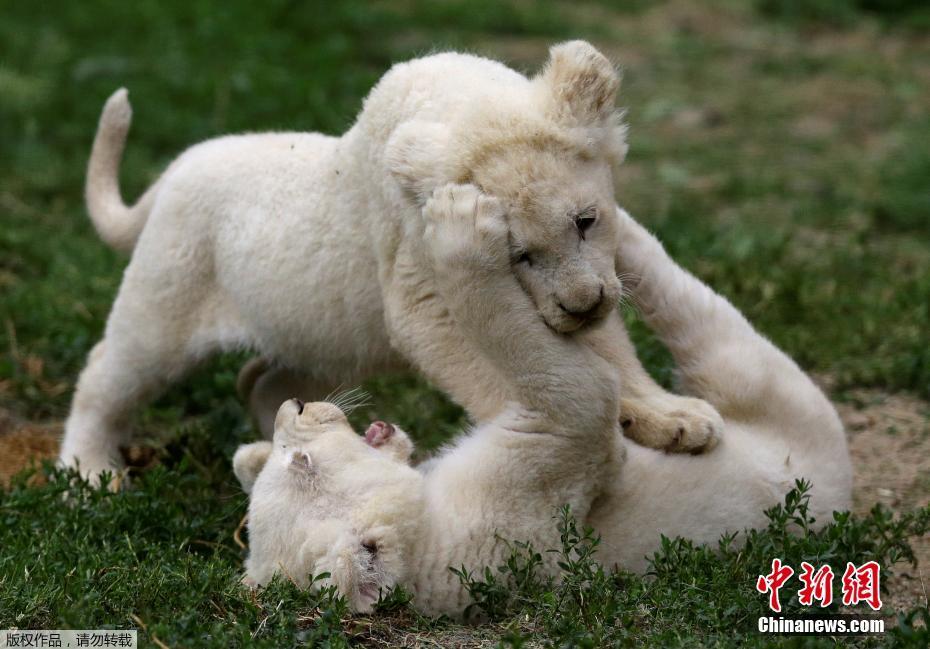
[62,41,721,486]
[233,404,423,613]
[236,184,623,616]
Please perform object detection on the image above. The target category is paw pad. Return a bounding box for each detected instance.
[364,421,395,447]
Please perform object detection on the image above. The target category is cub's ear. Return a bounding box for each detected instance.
[289,450,313,471]
[384,120,455,204]
[233,441,273,495]
[535,40,619,127]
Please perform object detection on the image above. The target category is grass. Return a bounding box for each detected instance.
[454,484,929,647]
[2,471,928,647]
[1,0,929,645]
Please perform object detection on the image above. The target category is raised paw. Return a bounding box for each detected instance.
[364,420,395,447]
[422,183,508,272]
[620,394,722,454]
[364,420,415,464]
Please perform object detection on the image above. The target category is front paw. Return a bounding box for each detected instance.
[620,394,722,454]
[364,421,415,464]
[422,183,508,272]
[58,452,128,492]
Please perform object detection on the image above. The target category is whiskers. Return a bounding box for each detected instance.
[327,386,373,415]
[616,271,644,311]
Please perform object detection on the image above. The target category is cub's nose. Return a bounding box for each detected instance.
[558,285,605,319]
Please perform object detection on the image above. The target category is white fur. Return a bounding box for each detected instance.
[61,42,721,483]
[399,185,624,615]
[236,199,852,617]
[238,185,623,616]
[587,208,852,571]
[234,404,423,613]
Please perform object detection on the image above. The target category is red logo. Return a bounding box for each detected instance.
[757,560,882,612]
[798,562,834,607]
[756,558,795,613]
[841,561,882,611]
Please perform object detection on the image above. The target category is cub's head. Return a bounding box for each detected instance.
[387,41,626,333]
[234,399,423,612]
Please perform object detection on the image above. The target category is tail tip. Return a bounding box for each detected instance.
[102,87,132,128]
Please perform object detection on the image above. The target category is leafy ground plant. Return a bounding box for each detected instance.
[3,472,927,647]
[454,482,930,647]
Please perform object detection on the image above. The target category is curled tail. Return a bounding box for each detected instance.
[85,88,157,253]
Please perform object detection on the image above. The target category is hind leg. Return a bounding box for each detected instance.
[59,340,128,482]
[60,329,206,485]
[60,259,227,485]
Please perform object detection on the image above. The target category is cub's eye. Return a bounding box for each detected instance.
[513,251,532,266]
[573,207,598,240]
[576,216,596,234]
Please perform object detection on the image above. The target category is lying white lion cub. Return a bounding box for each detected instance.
[234,408,423,612]
[235,193,852,616]
[62,41,721,485]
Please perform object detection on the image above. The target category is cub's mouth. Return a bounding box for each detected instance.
[288,399,347,426]
[545,299,614,333]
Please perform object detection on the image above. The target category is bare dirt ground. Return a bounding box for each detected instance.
[0,408,59,488]
[836,389,930,613]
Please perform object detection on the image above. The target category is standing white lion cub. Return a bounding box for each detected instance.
[62,41,722,482]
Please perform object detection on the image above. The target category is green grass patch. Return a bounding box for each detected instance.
[3,472,927,647]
